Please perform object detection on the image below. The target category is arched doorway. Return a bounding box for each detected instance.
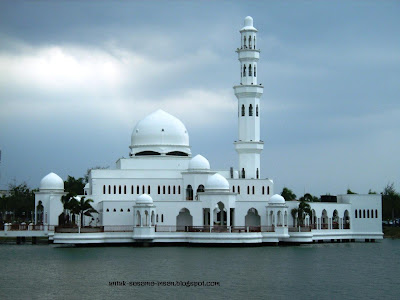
[245,208,261,227]
[176,208,193,231]
[344,210,350,229]
[332,210,339,229]
[214,202,227,226]
[36,201,44,225]
[321,210,328,229]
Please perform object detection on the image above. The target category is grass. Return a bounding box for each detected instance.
[383,226,400,239]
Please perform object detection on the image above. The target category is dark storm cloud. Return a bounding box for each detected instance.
[0,1,399,197]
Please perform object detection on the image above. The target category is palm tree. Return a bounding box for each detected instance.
[70,196,98,227]
[291,199,312,227]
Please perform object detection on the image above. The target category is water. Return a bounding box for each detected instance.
[0,239,399,300]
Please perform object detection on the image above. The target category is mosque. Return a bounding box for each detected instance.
[35,17,383,244]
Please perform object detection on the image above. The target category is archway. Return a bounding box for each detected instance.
[186,185,193,201]
[321,210,328,229]
[36,201,44,225]
[214,202,227,226]
[176,208,193,231]
[245,208,261,227]
[332,210,339,229]
[344,210,350,229]
[136,211,141,226]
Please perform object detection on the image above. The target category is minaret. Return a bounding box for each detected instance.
[234,16,264,179]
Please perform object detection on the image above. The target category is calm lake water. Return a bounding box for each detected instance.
[0,239,399,300]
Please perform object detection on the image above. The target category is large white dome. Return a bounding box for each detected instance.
[188,154,210,171]
[40,172,64,191]
[205,174,230,191]
[130,110,191,156]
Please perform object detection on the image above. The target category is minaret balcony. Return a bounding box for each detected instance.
[236,49,260,60]
[233,85,263,98]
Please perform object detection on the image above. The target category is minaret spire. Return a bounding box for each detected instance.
[234,16,264,179]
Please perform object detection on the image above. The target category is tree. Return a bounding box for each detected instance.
[70,196,98,227]
[347,189,357,194]
[281,187,296,201]
[368,189,377,194]
[382,183,400,222]
[0,182,35,223]
[299,193,320,202]
[291,199,312,227]
[64,176,85,195]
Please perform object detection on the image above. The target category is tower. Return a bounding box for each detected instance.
[234,16,264,179]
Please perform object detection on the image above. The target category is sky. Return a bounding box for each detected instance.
[0,1,399,197]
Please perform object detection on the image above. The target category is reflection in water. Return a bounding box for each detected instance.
[0,240,399,299]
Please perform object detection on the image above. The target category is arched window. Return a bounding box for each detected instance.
[108,185,111,194]
[363,210,366,218]
[168,186,171,194]
[370,209,374,218]
[120,209,123,212]
[106,208,109,212]
[113,208,116,212]
[233,186,235,193]
[124,185,127,194]
[256,168,259,179]
[243,36,246,47]
[127,208,130,212]
[249,104,253,116]
[137,186,139,194]
[247,186,250,195]
[119,185,121,194]
[252,186,255,194]
[158,185,160,194]
[375,209,378,218]
[186,185,193,201]
[163,185,166,194]
[148,185,151,194]
[142,185,145,194]
[241,168,245,178]
[161,214,164,222]
[267,186,270,195]
[156,214,159,222]
[103,185,106,194]
[249,36,252,48]
[355,210,358,218]
[254,36,256,49]
[243,65,246,77]
[178,186,181,194]
[241,104,245,116]
[238,186,240,194]
[249,64,252,76]
[256,105,259,117]
[173,186,176,194]
[131,185,134,194]
[114,185,116,194]
[197,184,205,194]
[367,210,370,218]
[254,65,256,77]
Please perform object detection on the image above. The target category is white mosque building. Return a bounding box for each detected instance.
[34,17,383,245]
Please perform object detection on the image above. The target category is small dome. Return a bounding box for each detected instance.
[205,174,229,191]
[241,16,257,32]
[244,16,253,27]
[270,194,285,204]
[40,172,64,191]
[188,155,210,171]
[136,194,153,204]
